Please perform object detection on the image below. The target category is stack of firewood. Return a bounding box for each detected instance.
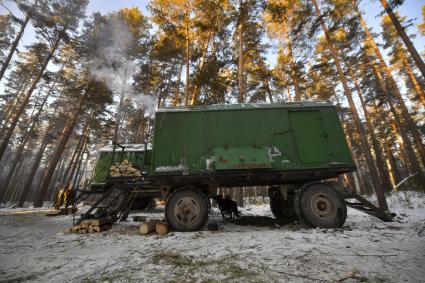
[109,159,141,177]
[139,220,169,236]
[64,217,114,234]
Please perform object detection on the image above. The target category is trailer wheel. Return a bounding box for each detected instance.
[269,194,297,221]
[295,183,347,228]
[165,189,208,231]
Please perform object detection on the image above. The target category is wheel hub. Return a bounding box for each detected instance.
[309,193,337,220]
[173,196,201,226]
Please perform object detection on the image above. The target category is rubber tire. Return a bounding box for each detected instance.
[269,194,297,221]
[295,183,347,228]
[165,189,209,231]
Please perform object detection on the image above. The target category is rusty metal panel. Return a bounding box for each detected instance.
[214,147,271,170]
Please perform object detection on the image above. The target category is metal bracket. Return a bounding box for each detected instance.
[160,186,171,199]
[279,185,288,200]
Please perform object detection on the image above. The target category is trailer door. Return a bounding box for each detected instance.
[289,110,330,164]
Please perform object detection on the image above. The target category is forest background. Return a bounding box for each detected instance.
[0,0,424,209]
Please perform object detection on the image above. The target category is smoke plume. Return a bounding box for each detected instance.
[89,17,156,115]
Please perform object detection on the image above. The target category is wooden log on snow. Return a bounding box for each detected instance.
[70,225,81,233]
[156,221,169,236]
[80,220,91,228]
[139,220,159,235]
[63,227,73,233]
[90,216,115,226]
[91,224,112,233]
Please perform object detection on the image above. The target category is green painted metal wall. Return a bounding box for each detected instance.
[150,102,354,175]
[92,151,148,186]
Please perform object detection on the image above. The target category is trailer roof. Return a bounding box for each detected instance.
[156,101,334,113]
[99,143,152,152]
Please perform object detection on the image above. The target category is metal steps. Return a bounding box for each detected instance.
[74,184,134,225]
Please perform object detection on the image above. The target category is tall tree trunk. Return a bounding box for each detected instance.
[17,134,49,207]
[184,7,190,106]
[0,87,49,200]
[61,118,91,185]
[312,0,388,210]
[263,76,274,103]
[335,93,368,194]
[72,141,88,188]
[17,91,63,206]
[0,32,65,162]
[237,0,245,103]
[4,159,24,202]
[61,145,80,185]
[9,162,25,203]
[371,63,425,188]
[344,61,393,191]
[65,138,86,188]
[0,4,34,81]
[282,22,302,101]
[353,3,425,165]
[400,53,425,108]
[0,75,32,130]
[135,109,145,143]
[191,32,212,105]
[372,102,402,185]
[34,94,85,207]
[76,150,90,188]
[65,112,93,188]
[173,63,183,107]
[378,0,425,78]
[390,121,412,175]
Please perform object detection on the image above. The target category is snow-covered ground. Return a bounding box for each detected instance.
[0,192,424,282]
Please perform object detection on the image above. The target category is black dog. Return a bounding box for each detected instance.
[212,195,241,220]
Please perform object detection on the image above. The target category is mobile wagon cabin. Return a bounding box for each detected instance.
[79,102,390,231]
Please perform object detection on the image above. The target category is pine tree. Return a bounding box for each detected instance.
[378,0,425,77]
[0,0,89,162]
[381,13,425,108]
[0,0,40,82]
[264,0,311,101]
[311,0,388,210]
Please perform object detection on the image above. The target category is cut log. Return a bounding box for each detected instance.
[133,216,147,222]
[63,227,73,233]
[90,216,116,226]
[80,220,91,228]
[156,221,169,236]
[92,224,112,232]
[45,210,62,217]
[139,220,159,235]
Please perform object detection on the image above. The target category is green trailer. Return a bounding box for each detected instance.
[145,102,356,230]
[84,102,373,230]
[149,102,354,182]
[90,144,149,188]
[89,144,156,211]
